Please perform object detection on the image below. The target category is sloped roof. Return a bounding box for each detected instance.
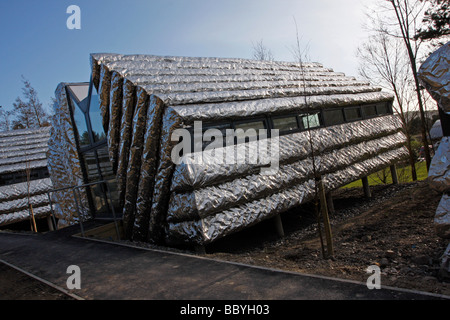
[0,127,51,175]
[0,127,53,227]
[90,54,393,121]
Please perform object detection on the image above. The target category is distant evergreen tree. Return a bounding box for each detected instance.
[252,40,274,61]
[416,0,450,41]
[12,76,50,129]
[0,106,13,131]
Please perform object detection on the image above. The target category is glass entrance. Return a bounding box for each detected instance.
[66,81,121,219]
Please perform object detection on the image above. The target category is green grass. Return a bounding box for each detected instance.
[342,161,428,189]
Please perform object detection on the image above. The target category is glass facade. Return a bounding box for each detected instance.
[88,90,106,142]
[70,97,90,147]
[66,81,121,219]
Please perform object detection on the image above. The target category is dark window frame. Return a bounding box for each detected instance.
[343,106,362,122]
[361,104,378,119]
[270,114,302,135]
[322,108,346,126]
[184,101,394,152]
[376,102,390,115]
[298,111,323,130]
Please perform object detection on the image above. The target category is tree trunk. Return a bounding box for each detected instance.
[391,0,432,171]
[405,134,418,181]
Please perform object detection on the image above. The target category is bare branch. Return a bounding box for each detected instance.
[252,39,274,61]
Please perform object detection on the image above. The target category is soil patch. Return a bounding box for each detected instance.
[1,180,448,299]
[0,262,74,300]
[204,181,450,296]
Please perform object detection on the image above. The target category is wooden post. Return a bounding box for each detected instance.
[274,215,285,238]
[362,176,371,198]
[390,165,399,185]
[29,205,37,233]
[318,178,334,259]
[326,192,335,214]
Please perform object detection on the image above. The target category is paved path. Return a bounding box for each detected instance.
[0,225,448,301]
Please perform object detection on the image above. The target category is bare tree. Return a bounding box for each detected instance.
[252,39,275,61]
[357,17,419,180]
[289,18,312,64]
[387,0,433,171]
[291,17,333,259]
[0,106,13,131]
[12,76,50,129]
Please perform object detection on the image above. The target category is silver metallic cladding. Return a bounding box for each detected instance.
[47,83,90,227]
[133,95,164,241]
[418,41,450,112]
[0,127,50,174]
[0,194,49,215]
[99,64,111,134]
[167,131,406,223]
[0,128,51,229]
[122,87,150,238]
[172,92,393,123]
[167,146,408,245]
[116,79,137,210]
[148,108,183,243]
[90,53,325,71]
[428,136,450,193]
[0,178,52,202]
[171,115,403,190]
[90,53,406,245]
[0,205,52,227]
[107,71,124,173]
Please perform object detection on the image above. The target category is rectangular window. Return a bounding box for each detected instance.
[322,109,345,126]
[202,123,231,150]
[234,120,266,142]
[362,105,377,118]
[344,107,362,121]
[300,113,321,129]
[376,103,388,115]
[272,116,299,132]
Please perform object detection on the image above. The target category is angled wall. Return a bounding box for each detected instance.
[85,54,408,245]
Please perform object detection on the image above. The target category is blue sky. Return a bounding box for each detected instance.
[0,0,373,114]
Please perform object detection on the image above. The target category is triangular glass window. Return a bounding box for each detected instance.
[88,86,106,143]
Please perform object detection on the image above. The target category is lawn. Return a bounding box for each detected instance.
[342,161,428,188]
